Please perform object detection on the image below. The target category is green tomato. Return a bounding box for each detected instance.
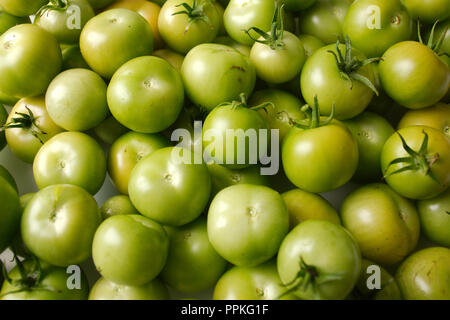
[21,184,101,266]
[80,8,154,78]
[107,56,184,133]
[87,0,115,9]
[9,192,35,258]
[281,0,316,11]
[0,24,62,99]
[429,20,450,67]
[400,0,450,24]
[398,103,450,138]
[0,0,47,17]
[0,175,21,252]
[277,220,361,300]
[46,68,109,131]
[214,36,251,56]
[92,115,129,145]
[100,195,140,220]
[61,45,90,70]
[343,111,395,181]
[161,217,228,293]
[341,183,420,266]
[0,9,29,35]
[153,48,185,72]
[92,214,169,285]
[89,277,170,300]
[396,247,450,300]
[33,132,107,195]
[207,184,289,267]
[417,189,450,247]
[181,43,256,111]
[298,34,325,59]
[0,165,17,193]
[128,147,211,226]
[213,261,298,300]
[108,131,169,195]
[0,104,7,150]
[282,188,340,229]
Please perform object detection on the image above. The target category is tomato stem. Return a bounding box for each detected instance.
[284,96,334,130]
[172,0,214,34]
[0,107,47,144]
[36,0,69,17]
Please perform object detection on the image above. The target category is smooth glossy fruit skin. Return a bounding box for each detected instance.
[298,34,325,59]
[213,261,298,300]
[21,184,101,267]
[214,36,251,56]
[89,277,170,300]
[400,0,450,24]
[0,24,62,99]
[341,183,420,266]
[107,56,184,133]
[282,0,316,11]
[108,131,169,195]
[33,132,107,195]
[277,220,362,300]
[181,43,256,111]
[398,103,450,138]
[343,111,395,181]
[92,214,169,286]
[161,217,228,293]
[379,41,450,109]
[153,49,184,71]
[87,0,115,9]
[0,165,17,192]
[61,45,90,70]
[80,8,154,78]
[343,0,413,58]
[100,195,140,220]
[396,247,450,300]
[93,115,129,145]
[207,184,289,267]
[0,9,29,35]
[0,176,21,252]
[417,189,450,247]
[128,147,211,226]
[282,189,340,229]
[0,0,47,17]
[381,126,450,200]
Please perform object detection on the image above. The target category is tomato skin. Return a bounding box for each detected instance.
[400,0,450,24]
[207,184,289,267]
[298,34,325,59]
[0,24,62,99]
[341,183,420,266]
[396,247,450,300]
[61,46,90,70]
[108,131,170,195]
[153,49,184,72]
[281,0,316,11]
[87,0,115,9]
[21,184,101,267]
[92,214,169,286]
[33,132,107,195]
[0,0,47,17]
[92,115,129,145]
[417,189,450,247]
[0,9,29,35]
[100,195,140,220]
[181,43,256,111]
[343,111,395,181]
[0,165,17,192]
[213,261,298,300]
[397,103,450,138]
[0,176,21,252]
[128,147,212,226]
[161,217,228,293]
[214,36,251,56]
[379,41,449,109]
[0,104,7,150]
[80,8,154,79]
[89,277,170,300]
[277,220,361,300]
[343,0,413,58]
[107,56,184,133]
[381,126,450,200]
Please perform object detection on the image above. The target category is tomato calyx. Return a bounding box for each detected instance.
[282,96,334,130]
[417,19,449,57]
[328,36,380,95]
[217,93,274,114]
[384,130,441,184]
[172,0,215,34]
[36,0,71,17]
[0,106,47,144]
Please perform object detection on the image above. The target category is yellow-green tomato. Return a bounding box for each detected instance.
[0,0,47,17]
[100,195,140,220]
[0,9,29,35]
[89,277,170,300]
[214,36,251,56]
[0,165,17,192]
[341,183,420,266]
[398,103,450,138]
[87,0,115,9]
[298,34,325,59]
[61,45,90,70]
[0,176,21,252]
[400,0,450,24]
[153,48,184,72]
[92,115,129,145]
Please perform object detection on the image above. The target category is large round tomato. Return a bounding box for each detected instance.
[100,195,139,220]
[277,220,361,300]
[0,9,29,35]
[341,183,420,265]
[207,184,289,267]
[398,103,450,137]
[0,0,47,17]
[0,24,62,99]
[0,175,21,252]
[21,184,101,266]
[181,43,256,111]
[89,277,170,300]
[61,45,90,70]
[153,48,184,71]
[92,214,169,285]
[33,132,107,194]
[400,0,450,24]
[107,56,184,133]
[80,8,154,78]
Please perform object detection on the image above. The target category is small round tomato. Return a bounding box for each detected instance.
[87,0,115,9]
[400,0,450,24]
[80,8,154,78]
[92,115,129,145]
[341,183,420,266]
[161,217,228,293]
[89,277,170,300]
[213,261,298,300]
[100,195,140,220]
[181,43,256,111]
[0,24,62,99]
[61,45,90,70]
[129,147,211,226]
[0,9,29,35]
[108,131,169,195]
[282,0,316,11]
[0,165,17,192]
[396,247,450,300]
[207,184,289,267]
[107,56,184,133]
[282,188,340,229]
[417,189,450,247]
[277,220,361,300]
[398,103,450,137]
[0,175,21,252]
[153,48,184,72]
[21,184,101,266]
[158,0,220,54]
[298,34,325,59]
[381,126,450,200]
[46,68,109,131]
[92,214,169,285]
[214,36,251,56]
[0,0,47,17]
[343,111,395,181]
[33,132,107,194]
[4,96,64,163]
[429,20,450,67]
